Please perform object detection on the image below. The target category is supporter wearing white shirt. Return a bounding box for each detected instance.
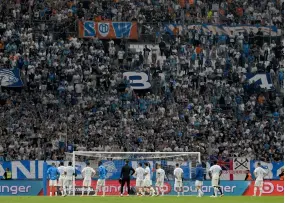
[253,163,268,196]
[109,45,116,57]
[237,33,244,48]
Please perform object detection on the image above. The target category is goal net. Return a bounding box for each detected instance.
[66,151,201,196]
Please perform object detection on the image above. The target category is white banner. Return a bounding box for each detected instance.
[233,157,250,180]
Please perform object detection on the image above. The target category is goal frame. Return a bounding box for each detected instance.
[71,151,201,196]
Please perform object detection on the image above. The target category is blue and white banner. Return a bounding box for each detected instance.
[250,161,284,180]
[246,73,274,90]
[164,24,280,36]
[0,68,23,87]
[0,160,191,180]
[1,160,283,180]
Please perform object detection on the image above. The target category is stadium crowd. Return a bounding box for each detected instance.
[0,0,283,163]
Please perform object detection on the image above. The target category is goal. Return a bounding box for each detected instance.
[68,151,201,196]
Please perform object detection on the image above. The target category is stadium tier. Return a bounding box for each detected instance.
[0,0,283,199]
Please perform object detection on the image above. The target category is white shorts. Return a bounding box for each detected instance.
[64,179,73,187]
[211,177,219,187]
[136,179,144,187]
[83,180,92,187]
[96,179,105,187]
[49,180,57,187]
[143,179,152,187]
[195,180,203,187]
[155,180,164,187]
[175,180,183,188]
[254,180,263,187]
[58,178,65,187]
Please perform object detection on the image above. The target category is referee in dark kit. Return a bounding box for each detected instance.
[120,160,135,196]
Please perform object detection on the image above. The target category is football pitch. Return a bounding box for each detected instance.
[0,196,283,203]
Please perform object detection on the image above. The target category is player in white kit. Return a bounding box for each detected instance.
[134,163,145,195]
[64,162,76,196]
[208,161,223,197]
[57,162,66,196]
[143,162,155,196]
[155,164,165,196]
[253,162,268,196]
[173,163,184,197]
[81,162,96,196]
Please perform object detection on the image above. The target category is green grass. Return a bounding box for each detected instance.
[0,196,283,203]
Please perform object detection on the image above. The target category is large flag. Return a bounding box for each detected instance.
[0,68,23,87]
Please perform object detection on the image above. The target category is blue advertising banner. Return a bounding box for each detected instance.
[0,180,43,196]
[0,68,23,87]
[250,161,284,180]
[164,24,280,36]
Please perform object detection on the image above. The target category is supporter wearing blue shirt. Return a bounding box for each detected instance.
[94,161,107,196]
[195,163,204,197]
[47,163,59,196]
[273,111,279,121]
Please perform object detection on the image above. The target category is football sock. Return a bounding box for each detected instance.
[254,187,257,196]
[214,187,218,196]
[102,187,105,196]
[218,187,223,194]
[259,187,263,196]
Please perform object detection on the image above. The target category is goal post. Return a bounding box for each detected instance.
[69,151,201,196]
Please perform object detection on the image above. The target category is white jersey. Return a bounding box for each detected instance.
[57,166,66,179]
[65,166,75,180]
[254,167,267,181]
[82,166,95,181]
[144,167,151,180]
[209,165,222,177]
[156,168,165,182]
[135,167,145,180]
[174,167,183,181]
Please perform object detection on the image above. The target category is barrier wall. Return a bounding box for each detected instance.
[0,180,282,196]
[0,160,283,180]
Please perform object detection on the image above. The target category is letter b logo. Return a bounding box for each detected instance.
[123,72,151,90]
